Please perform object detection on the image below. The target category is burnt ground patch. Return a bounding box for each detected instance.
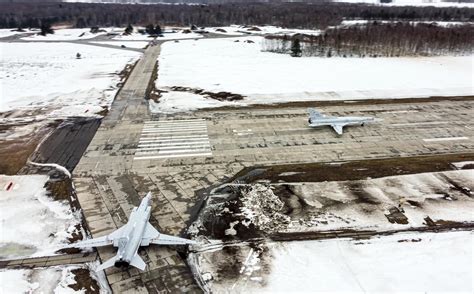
[157,86,245,102]
[69,268,100,294]
[200,192,262,241]
[232,153,474,184]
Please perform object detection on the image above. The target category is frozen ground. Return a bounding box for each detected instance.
[0,42,140,118]
[192,168,474,292]
[22,28,110,41]
[0,264,105,294]
[154,37,473,113]
[249,170,474,233]
[190,169,474,246]
[0,175,81,259]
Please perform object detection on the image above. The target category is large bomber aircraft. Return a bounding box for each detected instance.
[307,108,375,135]
[66,192,196,272]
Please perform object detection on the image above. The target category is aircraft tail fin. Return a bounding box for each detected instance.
[96,255,119,272]
[308,108,325,119]
[130,254,147,271]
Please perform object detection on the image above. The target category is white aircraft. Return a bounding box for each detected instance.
[307,108,375,135]
[66,192,196,272]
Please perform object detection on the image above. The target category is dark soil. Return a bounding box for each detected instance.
[270,221,474,242]
[145,60,159,101]
[69,268,100,294]
[170,86,245,101]
[231,153,474,184]
[0,121,58,175]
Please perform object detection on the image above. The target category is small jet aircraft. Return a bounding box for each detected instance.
[66,192,196,272]
[307,108,374,135]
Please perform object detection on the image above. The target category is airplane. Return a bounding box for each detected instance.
[307,108,375,135]
[66,192,196,272]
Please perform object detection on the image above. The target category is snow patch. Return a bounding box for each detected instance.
[0,175,81,258]
[156,37,473,111]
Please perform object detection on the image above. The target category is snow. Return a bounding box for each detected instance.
[0,42,140,116]
[22,28,108,41]
[155,37,473,112]
[284,170,474,232]
[28,161,72,178]
[209,25,321,36]
[149,91,230,113]
[0,28,37,39]
[0,266,88,294]
[335,0,474,7]
[91,41,149,49]
[452,161,474,169]
[0,175,81,259]
[0,270,32,293]
[112,30,202,41]
[260,231,473,293]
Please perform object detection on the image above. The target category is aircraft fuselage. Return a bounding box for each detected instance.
[308,116,373,127]
[114,195,151,268]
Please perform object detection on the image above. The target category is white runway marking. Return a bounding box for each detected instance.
[423,136,469,142]
[134,119,212,160]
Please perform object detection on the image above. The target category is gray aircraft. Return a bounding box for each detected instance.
[66,192,196,272]
[307,108,374,135]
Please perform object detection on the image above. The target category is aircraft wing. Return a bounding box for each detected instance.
[66,235,113,248]
[331,124,344,135]
[149,233,196,246]
[67,226,126,248]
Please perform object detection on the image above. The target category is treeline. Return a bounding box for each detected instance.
[263,22,474,57]
[0,2,473,29]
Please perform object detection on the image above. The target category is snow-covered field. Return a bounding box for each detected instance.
[22,28,110,41]
[195,231,474,293]
[0,42,140,116]
[257,231,473,293]
[0,263,107,294]
[0,28,37,39]
[246,170,474,233]
[154,37,473,113]
[112,30,203,41]
[0,175,81,259]
[1,267,80,293]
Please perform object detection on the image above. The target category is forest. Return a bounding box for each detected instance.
[0,1,473,29]
[262,22,474,57]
